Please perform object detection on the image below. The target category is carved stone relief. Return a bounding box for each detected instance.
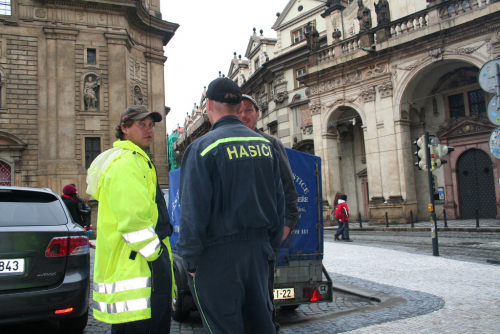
[133,85,144,105]
[438,113,490,134]
[130,58,145,83]
[364,63,386,78]
[344,70,362,85]
[392,38,491,81]
[258,92,269,113]
[361,86,376,102]
[378,81,393,98]
[34,8,46,18]
[429,47,443,62]
[309,101,321,115]
[274,71,285,84]
[83,73,101,111]
[274,91,288,104]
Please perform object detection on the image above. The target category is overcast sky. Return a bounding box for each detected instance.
[161,0,291,134]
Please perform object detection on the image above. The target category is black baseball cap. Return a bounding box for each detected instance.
[206,78,242,104]
[120,105,162,125]
[242,94,259,111]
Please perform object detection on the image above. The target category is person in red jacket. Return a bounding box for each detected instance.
[334,195,352,242]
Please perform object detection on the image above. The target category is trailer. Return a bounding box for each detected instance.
[167,148,333,321]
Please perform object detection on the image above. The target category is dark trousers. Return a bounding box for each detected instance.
[268,260,279,332]
[335,221,349,239]
[111,245,172,334]
[188,239,276,334]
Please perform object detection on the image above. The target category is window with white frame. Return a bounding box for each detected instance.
[292,29,304,44]
[254,58,260,70]
[0,0,11,15]
[296,67,306,88]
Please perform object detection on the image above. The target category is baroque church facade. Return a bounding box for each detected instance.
[225,0,500,224]
[0,0,178,194]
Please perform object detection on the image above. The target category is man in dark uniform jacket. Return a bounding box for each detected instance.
[239,94,299,331]
[177,78,285,334]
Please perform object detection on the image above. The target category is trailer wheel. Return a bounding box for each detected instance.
[280,304,300,312]
[172,261,191,322]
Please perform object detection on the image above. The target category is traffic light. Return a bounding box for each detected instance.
[432,144,454,168]
[414,135,427,170]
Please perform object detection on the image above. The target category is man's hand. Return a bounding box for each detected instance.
[282,226,291,241]
[189,272,195,277]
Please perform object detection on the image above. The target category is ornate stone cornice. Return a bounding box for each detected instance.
[43,0,179,46]
[43,28,79,40]
[144,51,167,64]
[104,33,132,49]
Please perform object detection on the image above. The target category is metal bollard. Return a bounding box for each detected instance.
[359,213,363,228]
[410,210,414,228]
[476,208,479,228]
[443,209,448,228]
[385,212,389,227]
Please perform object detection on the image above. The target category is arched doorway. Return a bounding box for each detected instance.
[0,160,12,186]
[323,106,367,221]
[457,149,496,218]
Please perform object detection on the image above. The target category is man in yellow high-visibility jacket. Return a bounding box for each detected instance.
[87,105,174,334]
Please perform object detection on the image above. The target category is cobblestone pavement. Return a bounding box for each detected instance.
[4,238,499,333]
[325,226,500,264]
[336,218,500,229]
[313,242,500,334]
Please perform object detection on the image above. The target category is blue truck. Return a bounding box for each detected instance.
[167,148,333,321]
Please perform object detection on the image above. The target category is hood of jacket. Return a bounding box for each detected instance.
[86,140,150,200]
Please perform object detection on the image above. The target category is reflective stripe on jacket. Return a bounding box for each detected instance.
[86,140,174,324]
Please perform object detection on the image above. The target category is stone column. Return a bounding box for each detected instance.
[105,33,130,148]
[394,118,418,218]
[363,104,383,202]
[145,52,168,185]
[322,132,342,206]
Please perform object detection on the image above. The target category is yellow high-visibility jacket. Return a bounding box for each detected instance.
[87,140,174,324]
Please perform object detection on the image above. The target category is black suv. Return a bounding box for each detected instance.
[0,186,90,332]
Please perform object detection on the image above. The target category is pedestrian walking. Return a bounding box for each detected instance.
[331,192,344,240]
[86,105,174,334]
[177,78,285,334]
[334,195,352,242]
[238,94,299,332]
[70,183,91,229]
[61,184,85,228]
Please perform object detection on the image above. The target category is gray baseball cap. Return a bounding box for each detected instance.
[120,105,162,125]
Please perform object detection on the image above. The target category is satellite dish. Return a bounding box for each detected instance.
[488,127,500,160]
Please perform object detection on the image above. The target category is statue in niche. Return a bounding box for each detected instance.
[374,0,391,26]
[84,74,101,111]
[357,0,372,32]
[134,85,144,105]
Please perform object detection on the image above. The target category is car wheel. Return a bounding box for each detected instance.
[59,308,88,333]
[280,304,300,312]
[171,265,191,322]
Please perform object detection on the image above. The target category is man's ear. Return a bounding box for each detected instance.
[256,110,260,119]
[206,98,213,112]
[121,124,129,137]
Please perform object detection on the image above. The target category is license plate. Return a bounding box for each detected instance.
[0,259,24,275]
[273,288,294,300]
